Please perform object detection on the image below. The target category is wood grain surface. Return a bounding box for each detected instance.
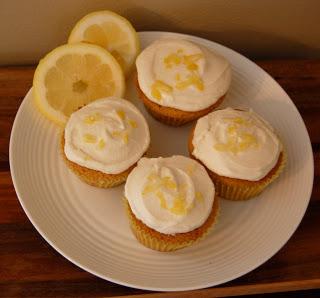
[0,61,319,297]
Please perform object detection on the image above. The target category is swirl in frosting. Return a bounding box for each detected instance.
[64,97,150,174]
[136,38,231,112]
[192,108,282,181]
[125,156,215,234]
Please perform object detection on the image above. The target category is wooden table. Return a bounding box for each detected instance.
[0,61,319,297]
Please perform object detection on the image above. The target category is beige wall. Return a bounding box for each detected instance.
[1,0,319,65]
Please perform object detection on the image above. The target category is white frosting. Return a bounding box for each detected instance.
[64,97,150,174]
[192,108,282,181]
[125,156,215,234]
[136,38,231,112]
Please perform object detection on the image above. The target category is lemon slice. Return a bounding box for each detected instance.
[33,43,125,125]
[68,10,140,76]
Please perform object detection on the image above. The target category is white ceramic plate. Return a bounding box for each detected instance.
[10,32,313,291]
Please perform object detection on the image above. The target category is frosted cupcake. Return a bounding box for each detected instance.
[124,155,219,251]
[189,108,286,200]
[62,97,150,188]
[136,38,231,126]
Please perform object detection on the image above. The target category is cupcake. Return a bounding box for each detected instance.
[135,38,231,126]
[62,97,150,188]
[124,155,219,252]
[189,108,286,200]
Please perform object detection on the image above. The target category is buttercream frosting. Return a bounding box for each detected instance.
[136,38,231,112]
[125,155,215,234]
[192,108,282,181]
[64,97,150,174]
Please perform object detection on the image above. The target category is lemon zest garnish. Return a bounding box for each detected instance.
[214,117,259,154]
[151,80,173,100]
[142,182,159,195]
[129,119,137,128]
[123,132,129,144]
[224,117,251,126]
[164,53,182,68]
[157,50,205,95]
[111,130,129,144]
[227,125,237,134]
[143,174,177,195]
[170,193,187,215]
[97,138,106,149]
[161,176,177,190]
[195,191,204,202]
[176,74,204,91]
[112,131,121,137]
[142,172,190,215]
[147,173,158,182]
[163,51,203,70]
[83,133,97,143]
[116,109,126,120]
[156,191,167,209]
[183,54,203,71]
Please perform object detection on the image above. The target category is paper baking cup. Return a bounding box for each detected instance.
[208,152,287,201]
[125,197,220,252]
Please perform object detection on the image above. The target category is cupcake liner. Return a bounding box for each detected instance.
[210,151,287,201]
[125,196,220,252]
[143,103,193,126]
[61,132,134,188]
[64,159,130,188]
[135,76,225,126]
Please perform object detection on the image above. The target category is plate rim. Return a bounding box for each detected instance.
[9,31,314,292]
